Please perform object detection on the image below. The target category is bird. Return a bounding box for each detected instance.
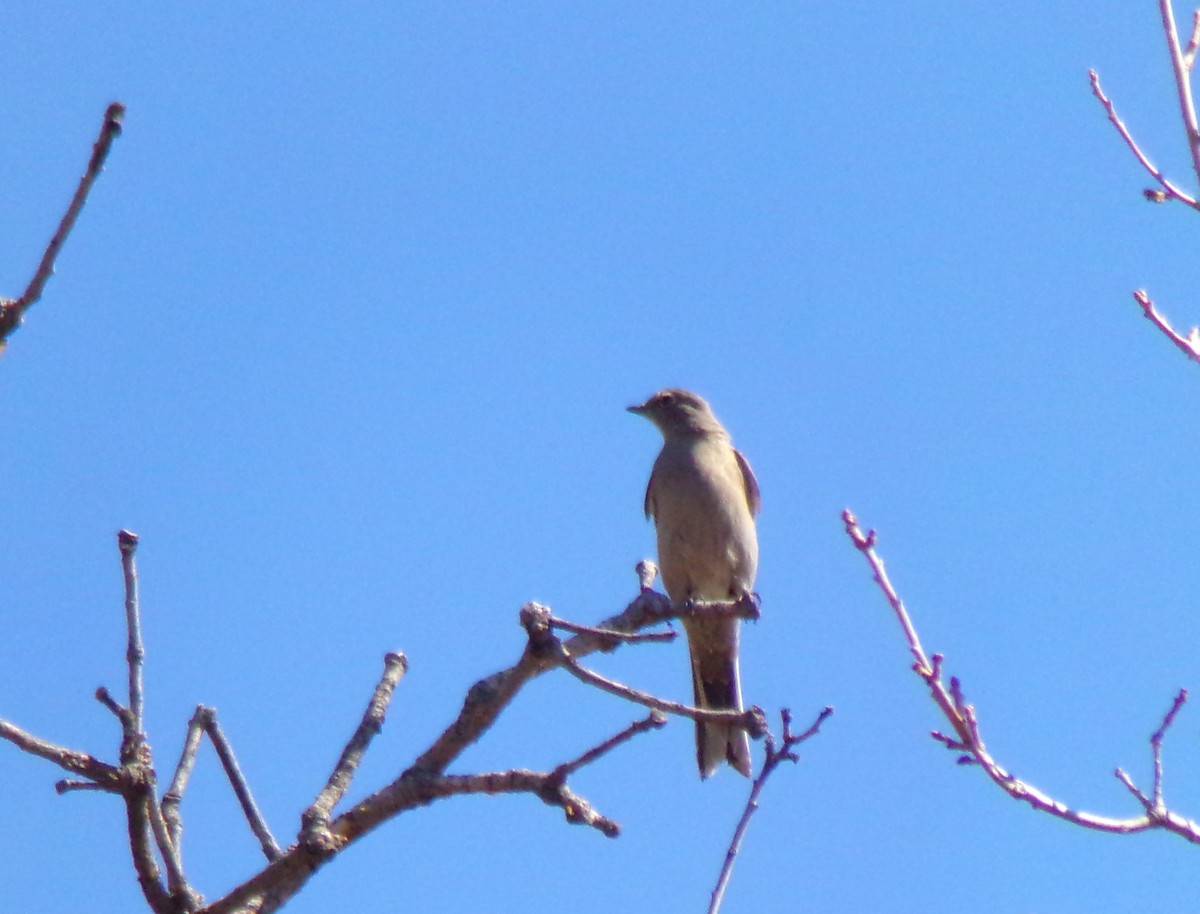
[628,388,760,778]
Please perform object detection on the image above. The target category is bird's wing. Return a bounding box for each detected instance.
[734,448,761,515]
[643,469,657,520]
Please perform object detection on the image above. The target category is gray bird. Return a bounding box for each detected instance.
[628,389,759,778]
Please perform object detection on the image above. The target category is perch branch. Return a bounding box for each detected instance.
[521,600,765,732]
[548,614,676,645]
[561,651,764,733]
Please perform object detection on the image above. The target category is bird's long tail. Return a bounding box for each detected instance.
[686,618,752,779]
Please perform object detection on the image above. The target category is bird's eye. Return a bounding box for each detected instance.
[659,392,675,405]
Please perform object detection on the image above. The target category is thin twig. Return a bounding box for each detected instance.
[0,102,125,347]
[118,530,146,741]
[843,508,1200,842]
[55,779,110,794]
[1159,0,1200,183]
[124,781,175,914]
[1151,689,1188,807]
[0,717,122,789]
[162,707,210,853]
[145,780,191,905]
[429,769,623,836]
[560,651,762,733]
[94,686,133,728]
[202,713,281,861]
[1088,69,1198,208]
[521,599,759,729]
[1133,289,1200,362]
[548,615,676,645]
[708,707,833,914]
[1184,9,1200,69]
[303,652,409,840]
[553,711,668,779]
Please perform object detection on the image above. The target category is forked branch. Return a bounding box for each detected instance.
[843,508,1200,843]
[4,541,803,914]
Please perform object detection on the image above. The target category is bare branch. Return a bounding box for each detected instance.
[208,699,670,914]
[520,600,764,732]
[1184,9,1200,69]
[1158,0,1200,183]
[202,712,281,861]
[843,508,1200,842]
[708,707,833,914]
[1132,289,1200,362]
[145,777,191,907]
[95,685,133,727]
[552,711,667,780]
[118,530,146,743]
[403,586,676,780]
[548,614,676,645]
[432,769,621,836]
[0,102,125,348]
[303,652,409,842]
[1088,69,1198,208]
[1116,689,1192,820]
[55,778,110,794]
[1151,688,1188,807]
[0,717,121,789]
[560,650,763,733]
[162,707,209,853]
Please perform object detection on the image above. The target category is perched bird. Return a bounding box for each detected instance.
[628,389,760,778]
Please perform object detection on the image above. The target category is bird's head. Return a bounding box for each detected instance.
[627,388,725,438]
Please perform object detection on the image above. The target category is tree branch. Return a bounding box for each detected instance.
[0,717,122,790]
[708,707,833,914]
[1158,0,1200,183]
[0,102,125,349]
[302,652,409,845]
[1132,288,1200,362]
[1088,69,1198,208]
[118,530,147,747]
[201,712,281,862]
[843,508,1200,843]
[162,707,209,854]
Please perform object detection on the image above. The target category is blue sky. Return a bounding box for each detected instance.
[4,3,1200,912]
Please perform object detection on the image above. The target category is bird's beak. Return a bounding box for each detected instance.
[627,402,648,416]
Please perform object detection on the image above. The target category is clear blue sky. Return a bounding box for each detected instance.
[4,4,1200,912]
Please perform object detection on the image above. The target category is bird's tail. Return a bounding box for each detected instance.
[687,618,752,779]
